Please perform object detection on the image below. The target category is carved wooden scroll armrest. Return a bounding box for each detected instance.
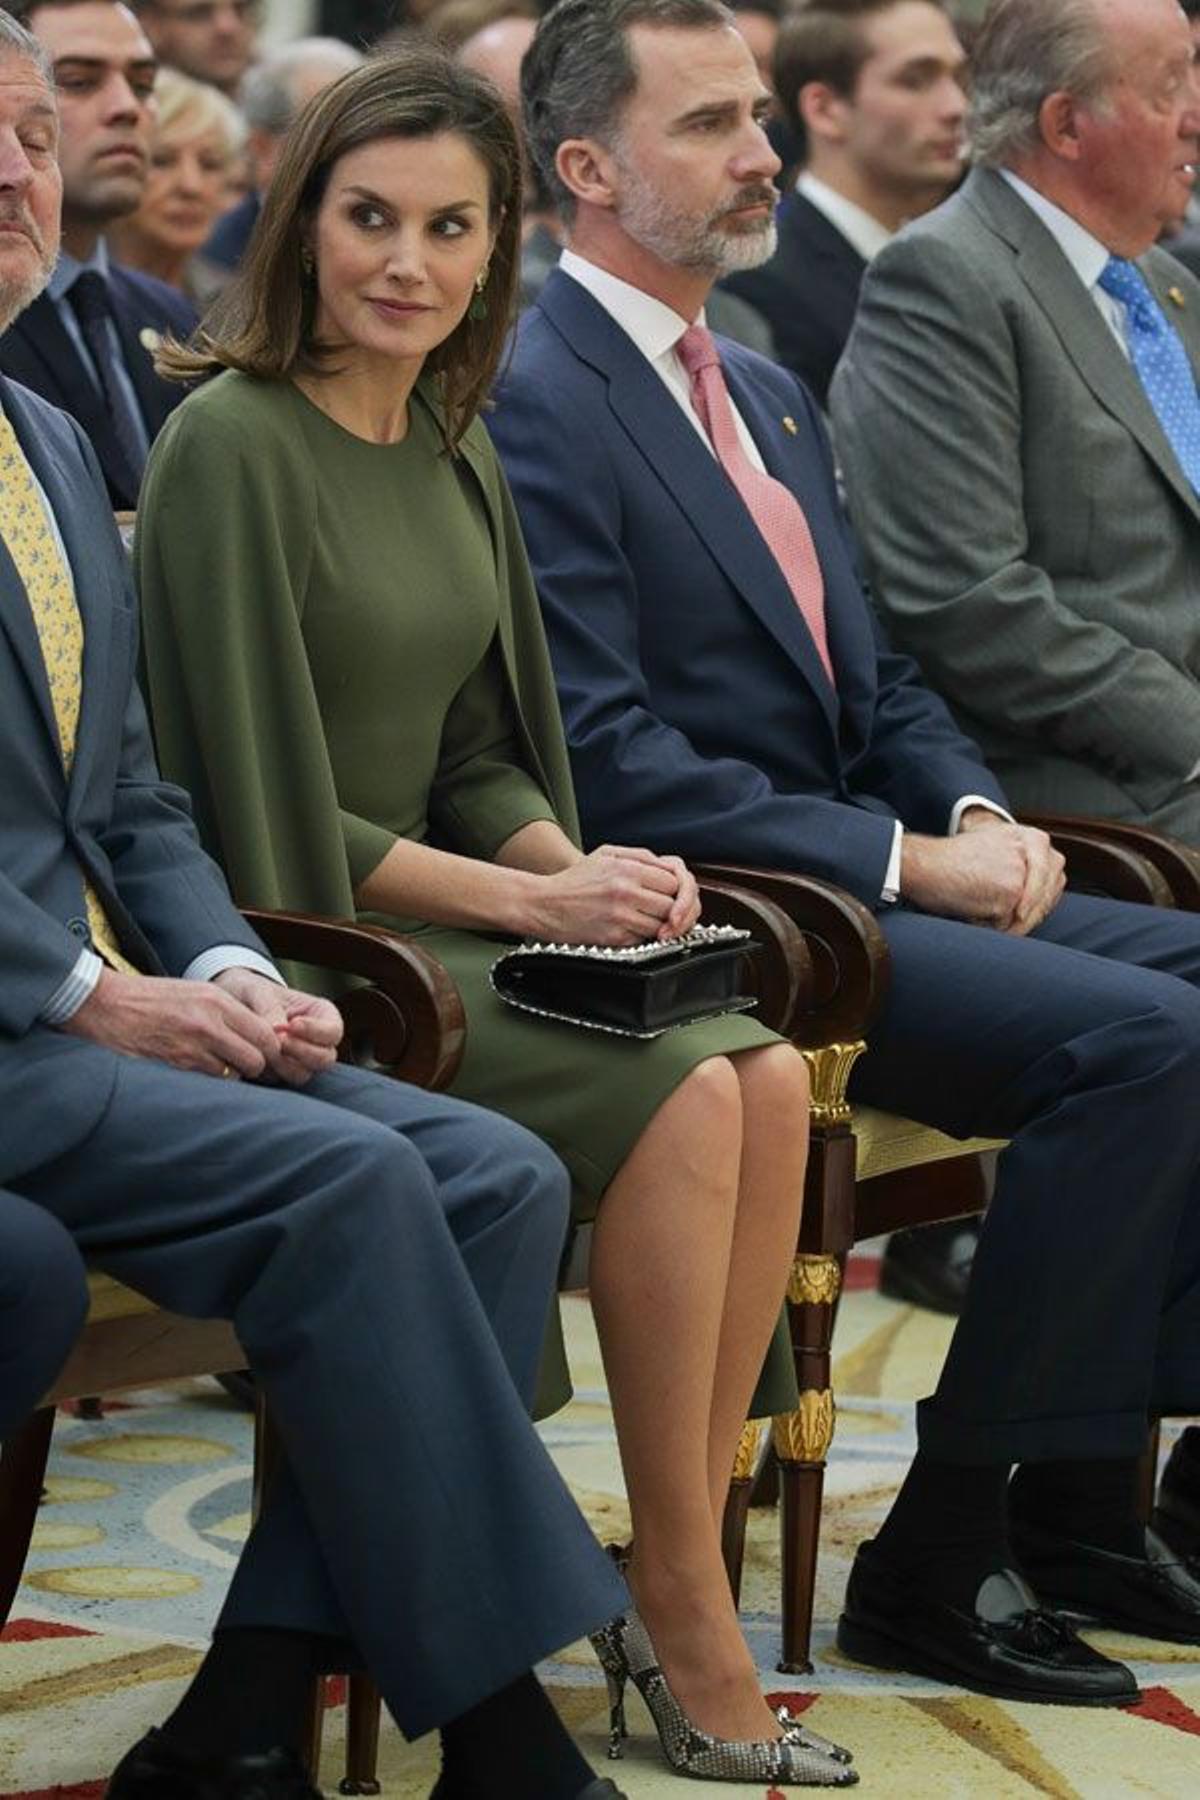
[242,908,466,1092]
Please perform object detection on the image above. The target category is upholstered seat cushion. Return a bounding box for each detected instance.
[84,1272,159,1324]
[853,1106,1006,1184]
[84,1272,158,1323]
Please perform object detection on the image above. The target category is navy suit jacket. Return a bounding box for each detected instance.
[722,190,867,407]
[203,189,261,272]
[488,269,1006,906]
[0,266,196,509]
[0,377,268,1182]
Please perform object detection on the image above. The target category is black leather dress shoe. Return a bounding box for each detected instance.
[106,1729,322,1797]
[837,1540,1139,1706]
[1154,1426,1200,1557]
[430,1780,628,1799]
[1011,1520,1200,1644]
[878,1218,980,1315]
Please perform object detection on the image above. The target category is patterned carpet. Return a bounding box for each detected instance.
[3,1255,1199,1798]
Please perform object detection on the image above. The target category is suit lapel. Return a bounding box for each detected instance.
[3,382,116,807]
[966,168,1200,522]
[6,295,131,499]
[783,191,867,283]
[539,274,840,733]
[109,275,166,435]
[0,519,61,759]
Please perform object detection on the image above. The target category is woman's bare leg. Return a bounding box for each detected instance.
[589,1051,808,1742]
[707,1044,810,1522]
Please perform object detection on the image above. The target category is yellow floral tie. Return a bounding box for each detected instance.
[0,413,140,975]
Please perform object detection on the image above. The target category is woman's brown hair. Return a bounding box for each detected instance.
[158,44,523,449]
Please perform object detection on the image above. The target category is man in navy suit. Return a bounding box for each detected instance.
[727,0,974,1309]
[492,0,1200,1708]
[722,0,967,408]
[0,1,195,508]
[0,15,625,1795]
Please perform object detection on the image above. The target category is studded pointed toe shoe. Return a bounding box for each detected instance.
[589,1610,858,1785]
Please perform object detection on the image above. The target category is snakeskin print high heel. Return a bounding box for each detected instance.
[589,1608,858,1785]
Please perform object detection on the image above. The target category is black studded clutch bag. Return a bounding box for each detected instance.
[488,924,761,1039]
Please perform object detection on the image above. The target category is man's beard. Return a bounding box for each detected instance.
[614,155,778,277]
[0,210,56,334]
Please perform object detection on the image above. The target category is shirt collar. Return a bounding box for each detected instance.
[558,247,703,360]
[795,172,894,264]
[48,237,111,304]
[999,170,1110,292]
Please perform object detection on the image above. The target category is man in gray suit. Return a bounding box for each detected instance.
[0,14,625,1798]
[832,0,1200,842]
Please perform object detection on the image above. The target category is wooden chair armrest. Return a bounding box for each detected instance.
[1022,811,1200,910]
[242,908,467,1092]
[693,864,889,1048]
[695,878,814,1033]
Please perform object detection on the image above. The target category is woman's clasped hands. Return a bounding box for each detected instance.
[529,844,701,947]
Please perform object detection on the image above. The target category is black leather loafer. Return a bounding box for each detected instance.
[106,1728,322,1798]
[1012,1520,1200,1645]
[837,1539,1139,1706]
[430,1781,627,1799]
[1154,1426,1200,1557]
[878,1218,980,1316]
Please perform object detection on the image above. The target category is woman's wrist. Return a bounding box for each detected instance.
[498,865,547,938]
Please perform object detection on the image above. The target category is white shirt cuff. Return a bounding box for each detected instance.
[949,794,1014,835]
[881,821,904,903]
[41,946,104,1024]
[183,946,285,987]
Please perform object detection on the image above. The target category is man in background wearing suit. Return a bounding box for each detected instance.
[131,0,256,97]
[722,0,967,407]
[493,0,1200,1706]
[0,1,195,508]
[0,15,626,1796]
[834,0,1200,846]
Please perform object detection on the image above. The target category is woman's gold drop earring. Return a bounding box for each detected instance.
[469,266,489,321]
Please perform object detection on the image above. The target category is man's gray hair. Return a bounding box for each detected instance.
[0,10,52,81]
[968,0,1114,168]
[522,0,734,219]
[240,36,365,135]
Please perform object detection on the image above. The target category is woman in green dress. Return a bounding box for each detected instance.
[136,48,844,1787]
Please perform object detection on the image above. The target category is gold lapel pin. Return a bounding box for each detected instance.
[1168,285,1187,309]
[782,415,798,436]
[138,326,163,352]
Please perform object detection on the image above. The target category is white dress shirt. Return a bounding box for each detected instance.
[1,410,282,1020]
[796,172,894,265]
[999,171,1131,355]
[556,251,1009,898]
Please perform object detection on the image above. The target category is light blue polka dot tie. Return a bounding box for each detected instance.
[1098,255,1200,492]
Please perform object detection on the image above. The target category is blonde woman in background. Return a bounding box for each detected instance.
[110,67,245,307]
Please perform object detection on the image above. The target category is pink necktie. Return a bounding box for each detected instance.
[676,324,834,685]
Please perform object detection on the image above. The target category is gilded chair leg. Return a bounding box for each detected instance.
[773,1392,836,1673]
[0,1406,56,1626]
[774,1252,842,1673]
[721,1419,765,1605]
[340,1673,383,1795]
